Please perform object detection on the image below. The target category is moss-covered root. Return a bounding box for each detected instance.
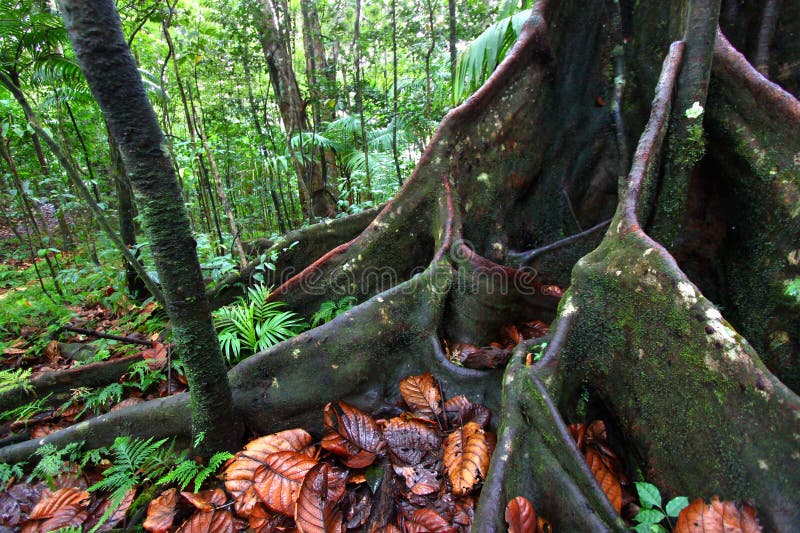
[558,226,800,531]
[473,329,627,532]
[0,393,192,464]
[208,206,382,309]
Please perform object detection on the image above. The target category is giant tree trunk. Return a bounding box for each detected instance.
[4,0,799,529]
[56,0,239,456]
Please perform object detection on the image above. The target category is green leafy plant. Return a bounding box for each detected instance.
[61,383,124,420]
[125,359,166,391]
[0,461,26,486]
[87,436,174,531]
[632,481,689,532]
[0,367,33,394]
[311,295,357,327]
[0,393,52,424]
[155,450,233,493]
[212,284,306,363]
[785,277,800,303]
[29,441,84,487]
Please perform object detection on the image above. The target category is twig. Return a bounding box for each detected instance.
[61,324,154,347]
[508,218,612,266]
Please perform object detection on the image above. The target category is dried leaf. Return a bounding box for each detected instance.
[84,489,135,532]
[567,423,586,453]
[294,463,348,533]
[30,488,89,520]
[674,496,762,533]
[443,396,491,429]
[399,374,443,421]
[402,508,456,533]
[247,503,293,532]
[144,488,178,533]
[505,496,537,533]
[39,504,88,532]
[233,485,261,519]
[176,509,234,533]
[0,492,22,527]
[450,344,511,370]
[253,450,317,516]
[322,402,385,468]
[443,422,491,496]
[585,448,622,513]
[517,320,549,339]
[394,464,441,496]
[537,516,554,533]
[182,488,227,512]
[109,397,145,412]
[382,416,441,465]
[225,429,313,500]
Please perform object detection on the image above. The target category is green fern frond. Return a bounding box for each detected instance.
[155,459,201,490]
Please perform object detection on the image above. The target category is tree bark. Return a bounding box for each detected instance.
[254,0,337,219]
[56,0,239,456]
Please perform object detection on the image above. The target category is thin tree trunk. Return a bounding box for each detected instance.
[58,0,238,456]
[448,0,457,85]
[353,0,372,200]
[391,0,402,186]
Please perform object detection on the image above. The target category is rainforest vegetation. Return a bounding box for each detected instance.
[0,0,798,531]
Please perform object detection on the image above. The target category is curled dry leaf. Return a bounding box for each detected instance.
[443,422,491,496]
[182,488,227,512]
[505,496,536,533]
[294,463,348,533]
[399,374,443,421]
[224,428,313,500]
[443,395,491,429]
[322,402,385,468]
[144,488,178,533]
[403,508,457,533]
[29,488,90,520]
[175,509,234,533]
[253,450,317,516]
[674,496,762,533]
[585,448,622,513]
[382,416,441,465]
[247,502,294,532]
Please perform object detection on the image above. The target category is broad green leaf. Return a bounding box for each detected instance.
[634,508,665,524]
[634,481,662,509]
[665,495,690,517]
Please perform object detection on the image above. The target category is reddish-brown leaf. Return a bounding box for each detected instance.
[443,395,491,429]
[322,402,384,468]
[233,485,261,519]
[253,450,317,516]
[29,488,89,520]
[247,502,294,532]
[182,488,227,512]
[294,463,347,533]
[109,397,145,412]
[585,448,622,513]
[517,320,549,339]
[84,489,135,532]
[144,488,178,533]
[224,428,313,500]
[402,509,456,533]
[538,516,554,533]
[382,416,441,465]
[394,464,441,496]
[175,509,234,533]
[399,374,443,421]
[567,423,586,452]
[500,325,523,347]
[38,504,88,532]
[505,496,537,533]
[443,422,492,496]
[674,496,762,533]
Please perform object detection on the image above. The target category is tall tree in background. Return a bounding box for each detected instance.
[56,0,238,456]
[254,0,337,219]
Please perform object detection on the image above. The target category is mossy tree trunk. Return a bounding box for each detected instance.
[3,0,799,529]
[56,0,239,456]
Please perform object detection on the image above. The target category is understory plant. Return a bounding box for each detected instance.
[212,284,305,364]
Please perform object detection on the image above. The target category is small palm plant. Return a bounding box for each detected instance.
[212,284,306,364]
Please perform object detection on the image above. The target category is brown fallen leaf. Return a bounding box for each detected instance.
[399,373,443,421]
[402,508,456,532]
[443,422,492,496]
[585,448,622,513]
[182,488,227,512]
[322,402,385,468]
[505,496,536,533]
[674,496,762,533]
[294,463,347,533]
[29,488,89,520]
[175,509,234,533]
[143,488,178,533]
[253,450,317,516]
[38,504,88,532]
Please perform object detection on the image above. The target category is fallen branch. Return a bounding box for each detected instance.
[61,324,154,347]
